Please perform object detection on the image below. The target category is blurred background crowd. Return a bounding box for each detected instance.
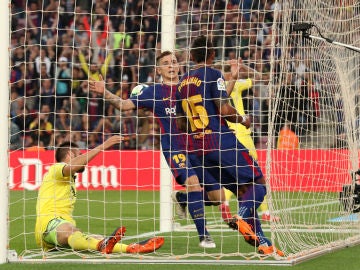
[9,0,322,151]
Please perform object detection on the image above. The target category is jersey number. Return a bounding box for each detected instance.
[181,94,209,131]
[172,153,186,164]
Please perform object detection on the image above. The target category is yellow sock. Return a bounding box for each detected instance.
[258,196,269,213]
[112,243,129,253]
[68,231,100,251]
[224,188,233,202]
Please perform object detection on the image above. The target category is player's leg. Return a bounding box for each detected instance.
[166,151,215,248]
[44,217,125,253]
[185,174,216,248]
[236,134,279,222]
[208,143,262,246]
[247,210,284,256]
[41,218,107,252]
[235,178,283,255]
[219,188,233,223]
[96,226,126,253]
[113,236,165,253]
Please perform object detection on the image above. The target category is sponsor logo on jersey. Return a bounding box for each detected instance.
[165,107,176,115]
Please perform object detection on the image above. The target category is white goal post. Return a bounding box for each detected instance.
[4,0,360,266]
[0,0,10,264]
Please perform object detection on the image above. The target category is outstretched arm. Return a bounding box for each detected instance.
[88,75,136,111]
[63,135,124,176]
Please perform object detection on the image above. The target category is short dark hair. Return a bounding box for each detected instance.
[156,50,173,65]
[190,35,215,63]
[55,141,79,162]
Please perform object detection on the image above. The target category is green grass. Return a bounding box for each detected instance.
[5,190,360,269]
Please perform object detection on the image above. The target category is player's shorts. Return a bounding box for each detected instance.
[201,134,264,193]
[162,150,221,192]
[42,217,72,247]
[162,150,197,186]
[188,153,221,192]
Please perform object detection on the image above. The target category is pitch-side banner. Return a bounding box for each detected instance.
[9,149,354,191]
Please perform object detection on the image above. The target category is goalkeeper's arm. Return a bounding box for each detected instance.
[63,135,123,176]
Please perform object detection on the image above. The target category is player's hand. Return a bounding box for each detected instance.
[102,135,124,150]
[241,114,251,129]
[227,58,243,80]
[89,74,106,95]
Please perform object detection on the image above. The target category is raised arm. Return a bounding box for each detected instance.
[225,58,262,95]
[226,58,242,95]
[88,75,135,111]
[63,135,123,176]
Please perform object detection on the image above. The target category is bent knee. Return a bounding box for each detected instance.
[207,189,226,205]
[185,175,202,192]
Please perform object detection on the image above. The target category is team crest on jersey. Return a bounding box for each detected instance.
[217,78,226,91]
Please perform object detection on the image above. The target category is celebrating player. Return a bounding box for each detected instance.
[215,60,280,223]
[176,35,283,256]
[89,51,224,248]
[35,136,164,254]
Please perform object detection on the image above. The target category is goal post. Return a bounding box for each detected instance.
[0,0,10,264]
[159,0,175,233]
[5,0,360,265]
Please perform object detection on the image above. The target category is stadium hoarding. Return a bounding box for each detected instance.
[9,149,355,192]
[9,150,161,191]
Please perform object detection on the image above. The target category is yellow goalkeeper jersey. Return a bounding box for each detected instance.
[226,78,258,159]
[35,163,77,248]
[227,78,252,136]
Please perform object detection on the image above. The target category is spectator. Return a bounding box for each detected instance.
[277,122,300,150]
[54,107,71,134]
[71,131,87,150]
[40,78,55,111]
[113,24,132,49]
[13,103,34,136]
[118,110,137,150]
[55,56,71,109]
[10,121,23,150]
[25,131,46,152]
[78,48,112,81]
[34,48,53,77]
[65,94,83,131]
[25,1,42,41]
[28,113,53,148]
[87,133,100,149]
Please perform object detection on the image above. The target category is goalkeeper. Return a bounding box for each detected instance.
[35,136,164,254]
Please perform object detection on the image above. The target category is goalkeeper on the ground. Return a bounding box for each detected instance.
[35,136,164,254]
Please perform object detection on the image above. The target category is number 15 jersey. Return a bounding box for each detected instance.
[176,66,234,151]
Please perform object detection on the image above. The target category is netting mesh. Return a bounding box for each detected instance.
[267,0,360,256]
[7,0,360,264]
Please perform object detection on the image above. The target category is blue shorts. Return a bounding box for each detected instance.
[188,153,221,192]
[162,150,221,192]
[200,135,264,194]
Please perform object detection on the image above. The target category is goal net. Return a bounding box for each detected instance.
[4,0,360,265]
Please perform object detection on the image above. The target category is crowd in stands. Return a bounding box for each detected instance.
[9,0,319,151]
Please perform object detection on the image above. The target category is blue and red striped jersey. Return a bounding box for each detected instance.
[176,66,232,151]
[130,84,191,151]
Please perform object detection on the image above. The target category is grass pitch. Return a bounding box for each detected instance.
[6,190,360,269]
